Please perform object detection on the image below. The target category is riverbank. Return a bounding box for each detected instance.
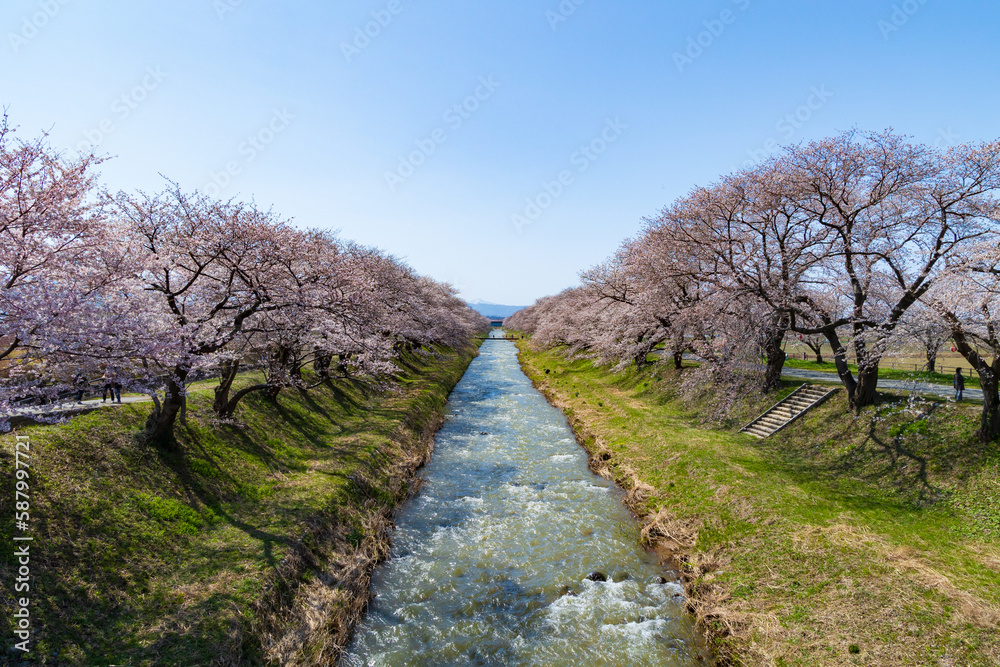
[345,335,706,665]
[0,343,478,666]
[517,342,1000,666]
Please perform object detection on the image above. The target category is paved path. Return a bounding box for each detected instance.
[9,394,152,421]
[668,351,981,402]
[781,367,982,401]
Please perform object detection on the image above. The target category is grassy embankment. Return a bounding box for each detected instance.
[517,342,999,666]
[1,343,478,666]
[783,358,981,390]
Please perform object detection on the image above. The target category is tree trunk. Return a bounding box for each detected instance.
[761,315,788,392]
[217,383,270,419]
[337,353,353,378]
[264,345,292,399]
[634,335,648,369]
[669,330,685,370]
[762,342,786,392]
[213,359,241,416]
[925,350,937,373]
[805,341,824,364]
[822,329,858,405]
[313,352,332,381]
[939,309,1000,446]
[840,331,882,412]
[142,368,188,449]
[979,369,1000,445]
[851,363,880,412]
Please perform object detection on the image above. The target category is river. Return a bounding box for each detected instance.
[342,331,703,666]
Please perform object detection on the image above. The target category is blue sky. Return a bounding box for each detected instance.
[3,0,998,305]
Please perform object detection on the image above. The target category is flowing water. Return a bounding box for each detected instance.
[343,332,703,666]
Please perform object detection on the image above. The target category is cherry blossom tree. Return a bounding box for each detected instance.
[211,230,372,417]
[791,333,828,363]
[927,235,1000,444]
[898,306,951,373]
[211,236,487,419]
[639,159,831,391]
[782,132,999,411]
[519,132,1000,428]
[0,116,115,430]
[581,252,669,370]
[582,231,716,372]
[106,185,295,447]
[0,114,489,439]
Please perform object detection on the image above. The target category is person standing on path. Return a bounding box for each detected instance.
[73,372,88,404]
[102,369,122,403]
[954,369,965,402]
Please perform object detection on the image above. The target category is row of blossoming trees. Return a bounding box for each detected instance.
[506,130,1000,445]
[0,117,489,447]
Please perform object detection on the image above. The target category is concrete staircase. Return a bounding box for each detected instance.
[740,384,838,439]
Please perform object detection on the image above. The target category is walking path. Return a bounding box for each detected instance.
[9,393,151,421]
[781,367,982,401]
[669,350,979,402]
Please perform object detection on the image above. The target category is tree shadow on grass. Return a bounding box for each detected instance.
[150,429,293,564]
[760,393,989,509]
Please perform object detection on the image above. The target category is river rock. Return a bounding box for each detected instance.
[586,571,607,582]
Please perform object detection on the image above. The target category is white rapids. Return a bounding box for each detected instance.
[342,331,703,666]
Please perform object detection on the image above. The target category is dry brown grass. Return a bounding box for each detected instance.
[257,413,444,665]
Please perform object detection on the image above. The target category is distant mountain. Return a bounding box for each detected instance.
[466,301,525,319]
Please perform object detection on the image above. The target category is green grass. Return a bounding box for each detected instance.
[0,344,478,666]
[518,342,1000,666]
[784,357,981,389]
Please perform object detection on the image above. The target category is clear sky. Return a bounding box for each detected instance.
[3,0,998,305]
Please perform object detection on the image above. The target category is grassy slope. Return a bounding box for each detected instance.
[517,343,1000,667]
[1,344,477,666]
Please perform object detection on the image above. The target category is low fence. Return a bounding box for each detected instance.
[881,361,970,377]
